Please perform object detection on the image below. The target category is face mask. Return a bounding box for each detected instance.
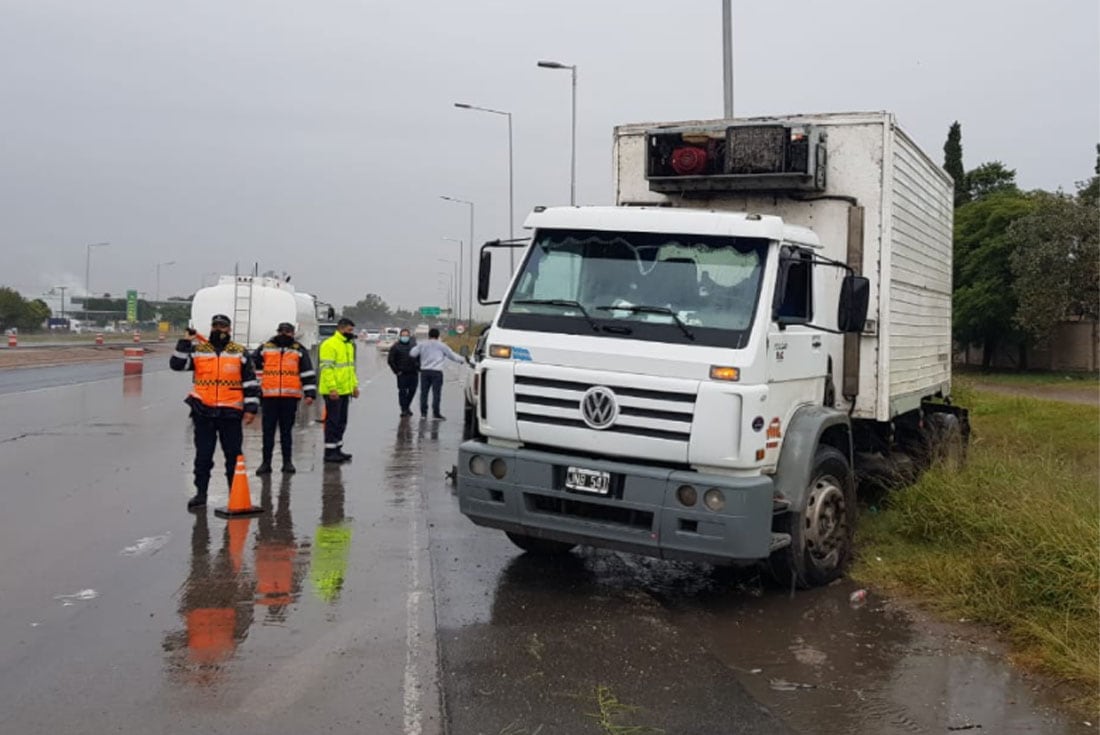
[209,331,230,349]
[274,333,294,346]
[342,331,355,342]
[399,336,410,344]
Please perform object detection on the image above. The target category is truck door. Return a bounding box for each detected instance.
[768,246,827,385]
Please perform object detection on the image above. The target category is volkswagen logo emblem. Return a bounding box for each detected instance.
[580,386,618,430]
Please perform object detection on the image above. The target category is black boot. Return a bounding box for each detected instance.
[256,460,273,475]
[281,459,296,473]
[338,450,353,461]
[187,492,207,511]
[324,451,347,464]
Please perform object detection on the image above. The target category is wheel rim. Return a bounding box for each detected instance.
[803,474,848,571]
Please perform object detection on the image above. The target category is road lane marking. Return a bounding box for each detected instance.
[403,475,424,735]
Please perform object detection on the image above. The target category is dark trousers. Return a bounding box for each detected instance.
[192,413,243,496]
[261,397,299,463]
[324,395,350,453]
[396,372,418,413]
[419,370,444,416]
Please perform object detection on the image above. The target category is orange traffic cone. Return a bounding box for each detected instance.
[214,455,264,518]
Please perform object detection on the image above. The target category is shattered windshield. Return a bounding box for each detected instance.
[501,228,768,347]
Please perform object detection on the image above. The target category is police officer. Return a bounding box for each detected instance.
[170,314,260,510]
[318,317,358,463]
[252,322,317,475]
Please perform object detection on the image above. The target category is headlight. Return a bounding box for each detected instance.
[703,488,725,512]
[469,455,489,476]
[490,458,508,479]
[676,485,697,506]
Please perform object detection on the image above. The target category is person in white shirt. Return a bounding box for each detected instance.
[409,328,465,420]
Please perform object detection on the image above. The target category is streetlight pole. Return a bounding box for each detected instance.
[722,0,734,118]
[442,237,463,322]
[436,258,458,328]
[537,60,578,205]
[155,261,176,302]
[85,242,109,299]
[440,195,475,324]
[453,103,514,271]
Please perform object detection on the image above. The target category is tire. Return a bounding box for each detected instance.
[505,532,576,555]
[927,413,967,470]
[769,446,856,589]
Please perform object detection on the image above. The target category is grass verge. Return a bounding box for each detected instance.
[954,365,1100,387]
[854,383,1100,712]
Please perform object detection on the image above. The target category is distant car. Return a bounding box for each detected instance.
[364,329,381,343]
[414,323,430,338]
[376,333,398,353]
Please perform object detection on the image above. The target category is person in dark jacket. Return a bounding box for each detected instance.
[252,322,317,475]
[387,327,419,417]
[170,314,260,510]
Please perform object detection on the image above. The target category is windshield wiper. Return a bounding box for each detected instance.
[512,299,600,332]
[595,304,696,341]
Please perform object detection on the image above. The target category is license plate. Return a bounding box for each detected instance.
[565,467,611,495]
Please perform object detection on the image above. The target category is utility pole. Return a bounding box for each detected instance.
[722,0,734,118]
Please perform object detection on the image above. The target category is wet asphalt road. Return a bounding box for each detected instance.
[0,358,169,395]
[0,352,1087,734]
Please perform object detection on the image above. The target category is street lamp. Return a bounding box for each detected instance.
[85,241,110,299]
[537,60,578,206]
[440,195,475,323]
[155,261,176,302]
[453,102,514,271]
[442,237,463,322]
[436,258,458,327]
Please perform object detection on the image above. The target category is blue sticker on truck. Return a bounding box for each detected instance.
[512,347,532,361]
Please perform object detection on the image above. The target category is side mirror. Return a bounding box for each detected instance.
[478,250,493,304]
[837,275,870,333]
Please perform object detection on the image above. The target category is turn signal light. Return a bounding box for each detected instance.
[489,344,512,359]
[709,366,740,382]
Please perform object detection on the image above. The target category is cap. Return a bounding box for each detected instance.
[211,314,231,326]
[277,322,295,333]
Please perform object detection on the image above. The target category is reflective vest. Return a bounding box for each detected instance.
[189,343,249,410]
[259,343,303,398]
[318,334,358,396]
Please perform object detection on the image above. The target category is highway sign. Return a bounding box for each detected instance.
[419,306,441,317]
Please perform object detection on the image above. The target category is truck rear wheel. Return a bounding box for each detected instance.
[505,532,576,556]
[769,446,855,589]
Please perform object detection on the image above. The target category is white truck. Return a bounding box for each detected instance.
[191,275,320,350]
[457,111,969,588]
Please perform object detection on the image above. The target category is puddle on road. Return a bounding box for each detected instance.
[671,578,1090,735]
[54,589,99,606]
[120,532,172,556]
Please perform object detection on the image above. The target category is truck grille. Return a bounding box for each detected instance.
[525,493,655,531]
[514,375,695,442]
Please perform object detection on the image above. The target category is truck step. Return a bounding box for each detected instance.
[772,497,792,513]
[769,533,792,552]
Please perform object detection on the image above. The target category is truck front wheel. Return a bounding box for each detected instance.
[505,532,576,556]
[769,446,855,589]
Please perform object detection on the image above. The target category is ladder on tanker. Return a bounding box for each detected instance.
[231,263,256,347]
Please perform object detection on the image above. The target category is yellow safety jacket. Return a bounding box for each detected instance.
[318,333,358,396]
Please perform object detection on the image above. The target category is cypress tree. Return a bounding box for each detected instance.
[944,121,966,206]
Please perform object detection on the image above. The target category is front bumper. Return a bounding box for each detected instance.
[457,441,775,564]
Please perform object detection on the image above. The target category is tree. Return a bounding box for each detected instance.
[0,287,52,332]
[952,190,1038,367]
[342,293,392,326]
[1077,143,1099,208]
[965,161,1018,202]
[1008,190,1100,340]
[943,122,967,206]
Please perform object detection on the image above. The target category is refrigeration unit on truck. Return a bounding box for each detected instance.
[457,111,969,588]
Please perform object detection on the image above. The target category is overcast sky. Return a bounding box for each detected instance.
[2,0,1097,318]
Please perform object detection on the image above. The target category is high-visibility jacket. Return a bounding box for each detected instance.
[253,339,317,400]
[318,334,358,396]
[170,338,260,414]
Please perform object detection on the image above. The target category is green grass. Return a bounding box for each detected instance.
[855,384,1100,711]
[955,365,1100,387]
